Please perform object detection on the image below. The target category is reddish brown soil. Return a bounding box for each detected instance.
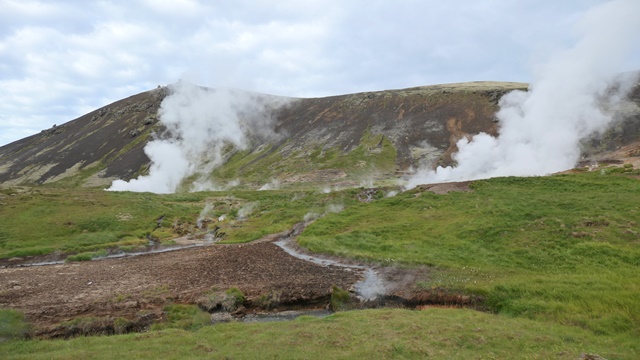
[0,241,363,333]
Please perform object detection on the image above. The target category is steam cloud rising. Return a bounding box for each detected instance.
[109,81,285,193]
[408,0,640,188]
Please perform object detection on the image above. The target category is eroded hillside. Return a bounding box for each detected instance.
[1,80,639,189]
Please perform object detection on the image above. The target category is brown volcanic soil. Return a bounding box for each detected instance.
[0,241,365,334]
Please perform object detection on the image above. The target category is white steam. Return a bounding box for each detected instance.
[259,179,281,191]
[408,0,640,188]
[359,178,375,188]
[108,81,285,193]
[302,203,344,223]
[355,269,386,301]
[237,202,258,220]
[196,202,214,229]
[325,203,344,214]
[303,212,320,222]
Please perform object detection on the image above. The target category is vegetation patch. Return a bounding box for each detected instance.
[151,304,210,331]
[299,172,640,337]
[330,285,355,311]
[0,187,364,258]
[0,309,30,341]
[2,309,636,359]
[1,171,639,357]
[209,130,397,186]
[65,249,107,262]
[50,316,142,338]
[197,287,246,313]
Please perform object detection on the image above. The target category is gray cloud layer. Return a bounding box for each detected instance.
[0,0,629,146]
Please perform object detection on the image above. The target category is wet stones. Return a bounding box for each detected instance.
[210,312,234,324]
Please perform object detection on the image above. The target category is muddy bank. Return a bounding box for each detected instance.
[0,222,482,339]
[0,242,362,334]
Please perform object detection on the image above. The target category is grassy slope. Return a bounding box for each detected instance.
[3,308,637,360]
[0,187,361,258]
[209,131,398,185]
[1,171,639,358]
[299,171,640,337]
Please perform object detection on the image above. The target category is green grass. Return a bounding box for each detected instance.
[65,249,108,262]
[0,188,200,258]
[150,304,210,331]
[217,189,361,243]
[0,309,30,341]
[209,130,397,185]
[2,171,639,358]
[298,172,640,336]
[0,187,361,258]
[1,308,636,359]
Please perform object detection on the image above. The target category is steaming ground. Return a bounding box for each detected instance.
[108,82,288,194]
[105,0,640,193]
[408,0,640,188]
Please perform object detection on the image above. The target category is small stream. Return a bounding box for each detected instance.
[274,236,385,301]
[240,309,333,323]
[10,243,210,268]
[12,223,387,305]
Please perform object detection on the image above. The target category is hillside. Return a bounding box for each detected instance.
[0,82,525,188]
[2,80,639,190]
[1,81,640,359]
[1,171,639,358]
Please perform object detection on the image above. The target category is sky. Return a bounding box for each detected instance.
[0,0,631,146]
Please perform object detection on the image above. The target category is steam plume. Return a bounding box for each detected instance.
[237,202,258,220]
[355,269,386,301]
[408,0,640,188]
[196,202,214,229]
[108,81,285,193]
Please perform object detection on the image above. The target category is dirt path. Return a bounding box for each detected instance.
[0,241,363,332]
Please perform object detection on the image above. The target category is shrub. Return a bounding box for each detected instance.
[197,287,246,313]
[225,287,246,307]
[330,285,353,311]
[257,290,282,310]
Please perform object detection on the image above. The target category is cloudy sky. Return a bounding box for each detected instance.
[0,0,630,146]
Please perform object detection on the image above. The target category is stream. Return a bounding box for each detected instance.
[13,224,387,303]
[8,243,210,268]
[274,235,385,301]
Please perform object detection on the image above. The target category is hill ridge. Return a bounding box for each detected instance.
[0,80,638,189]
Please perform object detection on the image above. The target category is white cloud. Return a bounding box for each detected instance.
[0,0,622,146]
